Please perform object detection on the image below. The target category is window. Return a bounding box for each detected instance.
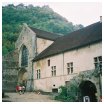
[51,66,56,76]
[21,45,28,67]
[48,59,50,66]
[94,56,102,71]
[65,81,70,86]
[67,62,73,74]
[52,88,58,93]
[36,69,41,79]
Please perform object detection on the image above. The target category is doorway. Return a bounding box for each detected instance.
[79,80,97,102]
[18,69,28,88]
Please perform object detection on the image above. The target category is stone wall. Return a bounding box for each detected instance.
[66,70,102,101]
[15,24,54,91]
[15,24,36,91]
[2,49,19,92]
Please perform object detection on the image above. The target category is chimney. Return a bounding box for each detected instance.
[100,16,102,23]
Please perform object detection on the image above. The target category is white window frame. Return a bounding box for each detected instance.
[36,69,41,79]
[67,62,73,74]
[94,56,102,71]
[51,66,56,76]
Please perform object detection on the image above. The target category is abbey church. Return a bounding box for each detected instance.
[3,21,102,101]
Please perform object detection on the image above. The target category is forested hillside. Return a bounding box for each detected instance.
[2,4,83,55]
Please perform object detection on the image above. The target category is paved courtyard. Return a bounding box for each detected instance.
[2,92,59,102]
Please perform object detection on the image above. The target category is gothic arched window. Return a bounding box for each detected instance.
[21,45,28,67]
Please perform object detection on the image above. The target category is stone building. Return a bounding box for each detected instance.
[32,21,102,101]
[3,21,101,101]
[15,23,60,90]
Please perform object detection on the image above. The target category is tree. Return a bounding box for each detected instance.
[2,4,83,55]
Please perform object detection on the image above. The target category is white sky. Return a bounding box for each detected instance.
[2,1,102,26]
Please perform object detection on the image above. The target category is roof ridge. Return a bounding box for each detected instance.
[65,21,101,36]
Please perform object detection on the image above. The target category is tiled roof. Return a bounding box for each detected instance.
[33,22,102,62]
[29,26,61,40]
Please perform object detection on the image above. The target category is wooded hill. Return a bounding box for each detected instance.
[2,4,83,55]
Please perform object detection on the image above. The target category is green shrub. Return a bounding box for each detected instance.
[55,86,67,101]
[55,84,79,102]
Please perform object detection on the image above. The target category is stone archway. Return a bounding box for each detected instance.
[18,68,28,88]
[79,80,97,102]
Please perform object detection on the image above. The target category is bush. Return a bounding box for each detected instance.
[55,86,67,101]
[55,83,79,102]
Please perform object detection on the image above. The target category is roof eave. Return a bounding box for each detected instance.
[32,39,102,62]
[36,35,55,41]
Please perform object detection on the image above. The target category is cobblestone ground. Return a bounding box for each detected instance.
[2,92,59,102]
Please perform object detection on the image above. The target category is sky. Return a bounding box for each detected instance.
[2,1,102,26]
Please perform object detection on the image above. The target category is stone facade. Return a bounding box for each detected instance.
[15,23,54,91]
[15,24,36,90]
[66,69,101,101]
[2,49,19,92]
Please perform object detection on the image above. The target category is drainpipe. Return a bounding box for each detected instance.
[62,53,64,75]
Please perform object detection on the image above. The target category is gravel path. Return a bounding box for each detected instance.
[2,92,59,102]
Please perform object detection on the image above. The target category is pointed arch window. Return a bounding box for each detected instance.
[21,45,28,67]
